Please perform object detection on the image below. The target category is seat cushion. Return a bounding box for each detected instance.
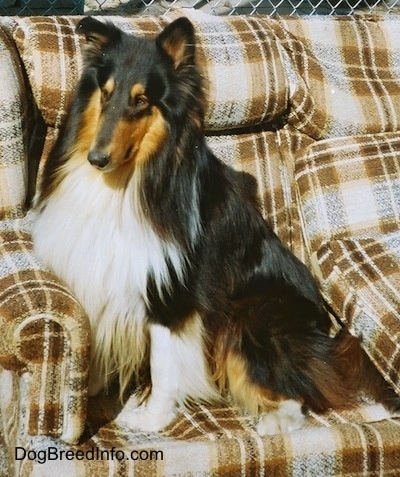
[2,385,400,477]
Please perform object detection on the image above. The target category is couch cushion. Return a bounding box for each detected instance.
[315,235,400,396]
[295,132,400,395]
[0,24,27,220]
[274,16,400,140]
[295,132,400,252]
[10,14,288,132]
[2,387,400,476]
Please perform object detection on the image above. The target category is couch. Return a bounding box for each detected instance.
[1,10,400,476]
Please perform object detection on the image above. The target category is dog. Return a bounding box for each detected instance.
[32,16,399,435]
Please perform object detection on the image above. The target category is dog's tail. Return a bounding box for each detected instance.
[327,329,400,413]
[264,315,400,414]
[213,281,400,415]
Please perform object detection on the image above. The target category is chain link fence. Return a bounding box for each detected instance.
[84,0,400,16]
[0,0,84,14]
[0,0,399,26]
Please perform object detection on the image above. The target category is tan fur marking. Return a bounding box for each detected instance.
[77,89,103,157]
[99,106,166,190]
[135,107,168,165]
[217,350,285,416]
[45,90,103,198]
[160,36,188,70]
[102,78,115,101]
[130,83,146,99]
[52,84,167,193]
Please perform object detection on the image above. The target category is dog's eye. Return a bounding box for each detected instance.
[131,94,149,112]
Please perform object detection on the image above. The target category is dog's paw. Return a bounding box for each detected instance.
[116,404,177,433]
[256,399,305,436]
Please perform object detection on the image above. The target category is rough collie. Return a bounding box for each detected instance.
[32,17,399,435]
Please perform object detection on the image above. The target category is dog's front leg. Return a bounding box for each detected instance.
[117,314,219,432]
[116,323,178,432]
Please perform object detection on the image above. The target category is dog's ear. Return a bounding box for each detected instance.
[156,18,195,70]
[76,17,121,57]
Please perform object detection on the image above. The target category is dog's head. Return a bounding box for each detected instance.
[74,17,200,174]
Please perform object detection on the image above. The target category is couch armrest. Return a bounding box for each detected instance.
[313,234,400,397]
[0,224,90,444]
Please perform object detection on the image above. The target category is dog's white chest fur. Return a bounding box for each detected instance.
[32,163,184,393]
[34,165,183,314]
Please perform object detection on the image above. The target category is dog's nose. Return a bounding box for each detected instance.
[88,150,110,169]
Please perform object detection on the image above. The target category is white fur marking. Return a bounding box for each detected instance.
[33,161,185,394]
[117,324,178,431]
[117,318,219,432]
[256,399,305,436]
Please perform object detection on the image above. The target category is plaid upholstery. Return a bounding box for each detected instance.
[0,220,90,444]
[193,14,289,130]
[11,13,288,132]
[273,15,400,140]
[1,13,400,477]
[0,23,27,220]
[296,132,400,251]
[6,394,400,477]
[296,132,400,402]
[316,235,400,396]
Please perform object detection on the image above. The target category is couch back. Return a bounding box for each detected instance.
[1,12,400,264]
[276,16,400,139]
[0,22,28,220]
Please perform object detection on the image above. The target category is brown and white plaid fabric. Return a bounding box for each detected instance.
[11,13,289,132]
[0,221,89,445]
[191,13,289,130]
[296,132,400,252]
[6,392,400,477]
[0,23,27,220]
[296,131,400,394]
[273,15,400,140]
[316,235,400,395]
